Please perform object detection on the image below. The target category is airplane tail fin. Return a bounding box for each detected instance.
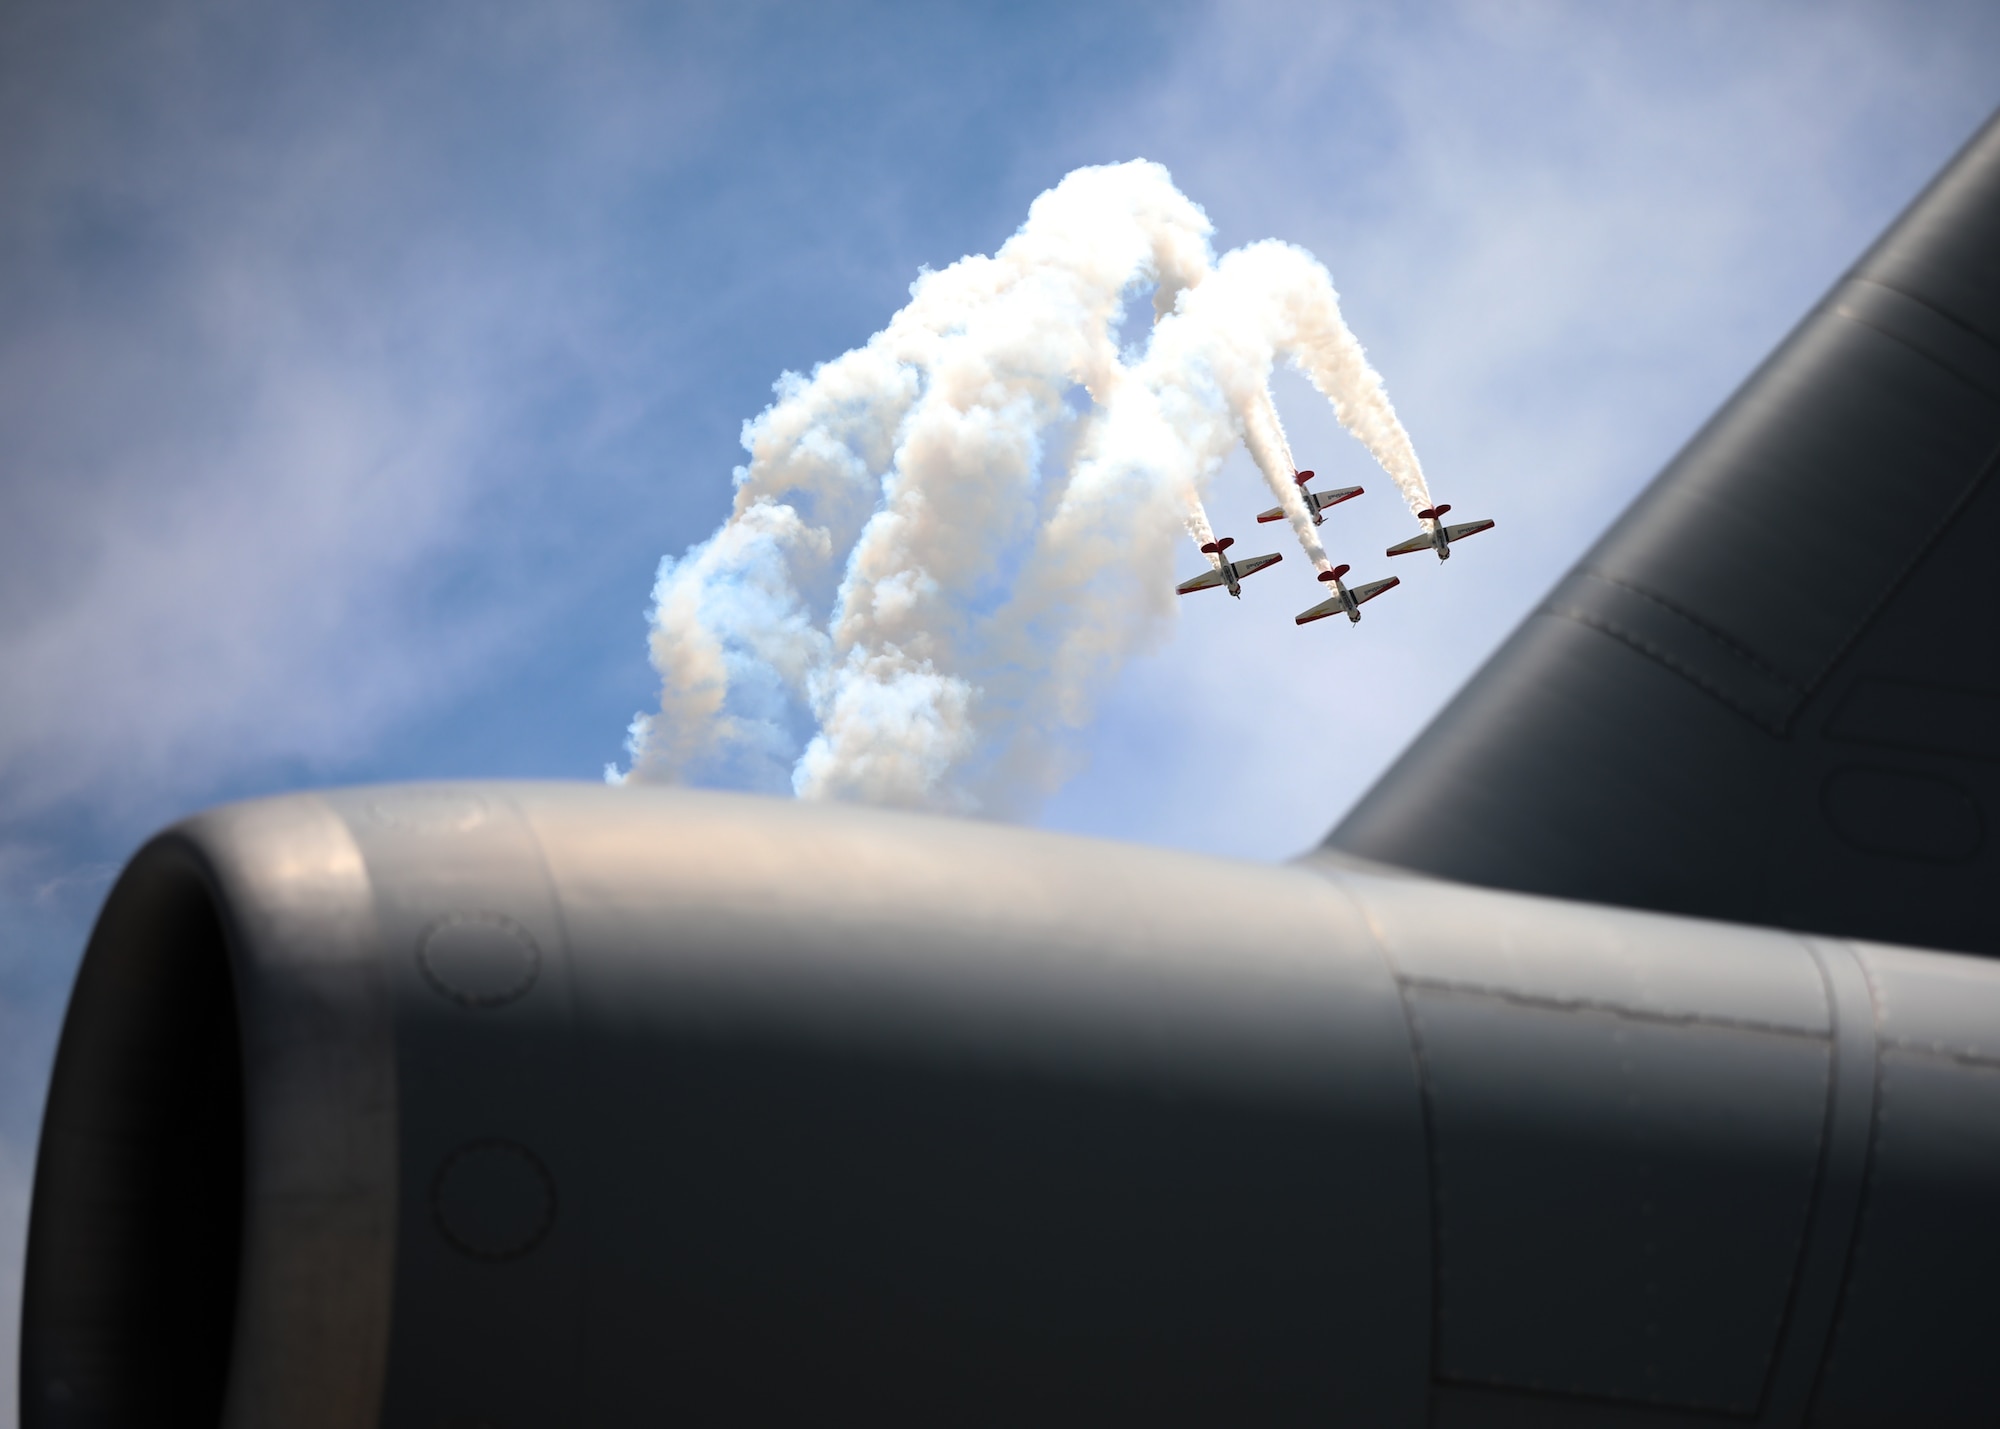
[1325,107,2000,959]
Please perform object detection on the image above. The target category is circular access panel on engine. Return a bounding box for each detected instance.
[432,1140,557,1261]
[417,914,541,1009]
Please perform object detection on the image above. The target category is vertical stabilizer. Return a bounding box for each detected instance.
[1327,109,2000,957]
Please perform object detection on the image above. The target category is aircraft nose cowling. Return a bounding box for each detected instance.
[24,781,2000,1426]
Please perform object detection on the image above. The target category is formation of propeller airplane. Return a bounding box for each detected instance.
[1175,468,1492,629]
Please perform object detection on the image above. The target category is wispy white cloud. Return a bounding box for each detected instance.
[0,5,745,830]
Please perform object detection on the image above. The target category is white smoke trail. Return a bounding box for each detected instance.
[616,161,1432,812]
[1244,242,1436,519]
[1185,500,1220,568]
[1239,388,1325,567]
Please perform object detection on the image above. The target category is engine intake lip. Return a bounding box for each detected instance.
[22,796,397,1429]
[21,840,245,1427]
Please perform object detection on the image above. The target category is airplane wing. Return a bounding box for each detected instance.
[1313,484,1364,510]
[1444,519,1495,543]
[1233,552,1283,580]
[1254,505,1286,523]
[1350,576,1400,606]
[1386,532,1434,557]
[1294,595,1345,626]
[1175,569,1226,595]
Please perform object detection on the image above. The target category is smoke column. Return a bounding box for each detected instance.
[616,160,1431,813]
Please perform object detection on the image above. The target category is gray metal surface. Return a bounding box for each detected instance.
[25,780,2000,1423]
[205,798,396,1428]
[1356,872,1832,1413]
[1328,108,2000,958]
[1806,942,2000,1423]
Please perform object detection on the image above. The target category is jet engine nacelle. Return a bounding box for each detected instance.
[23,783,2000,1425]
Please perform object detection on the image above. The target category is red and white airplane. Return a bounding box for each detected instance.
[1257,470,1363,527]
[1175,537,1282,599]
[1387,504,1495,561]
[1296,564,1400,627]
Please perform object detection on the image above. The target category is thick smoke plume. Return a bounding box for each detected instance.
[615,160,1431,813]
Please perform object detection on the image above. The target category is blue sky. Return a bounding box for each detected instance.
[3,1,1998,1410]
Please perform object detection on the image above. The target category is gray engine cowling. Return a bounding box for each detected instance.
[23,783,2000,1425]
